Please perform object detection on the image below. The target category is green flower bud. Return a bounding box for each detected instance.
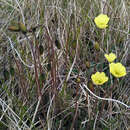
[76,77,81,83]
[10,67,15,76]
[55,39,61,49]
[3,69,10,81]
[86,61,90,68]
[19,22,27,34]
[47,63,51,71]
[39,45,44,55]
[94,42,100,51]
[87,80,94,92]
[8,25,20,32]
[71,40,77,49]
[39,72,46,82]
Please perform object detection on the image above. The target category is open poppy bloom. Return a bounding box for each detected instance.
[109,63,126,78]
[104,53,117,62]
[91,72,108,85]
[94,14,110,29]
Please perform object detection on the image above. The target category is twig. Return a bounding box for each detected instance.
[80,84,130,109]
[47,95,55,130]
[0,98,29,128]
[0,106,9,121]
[66,54,77,81]
[70,81,79,130]
[15,0,25,24]
[1,0,19,11]
[24,34,41,97]
[29,96,41,129]
[111,27,130,35]
[7,36,34,68]
[93,111,99,130]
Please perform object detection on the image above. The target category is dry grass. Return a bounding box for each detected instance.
[0,0,130,130]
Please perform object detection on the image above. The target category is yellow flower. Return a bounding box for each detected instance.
[94,14,110,29]
[104,53,117,62]
[91,72,108,85]
[109,63,126,78]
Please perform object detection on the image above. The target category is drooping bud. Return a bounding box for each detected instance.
[18,22,27,34]
[3,69,10,81]
[39,72,46,82]
[94,42,100,51]
[76,77,81,83]
[71,40,77,49]
[87,80,94,92]
[55,39,61,49]
[39,45,44,55]
[47,63,51,71]
[8,25,20,32]
[10,67,15,76]
[86,61,90,68]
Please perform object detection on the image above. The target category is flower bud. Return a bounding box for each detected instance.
[86,61,90,68]
[94,42,100,51]
[3,69,10,81]
[39,72,46,82]
[55,39,61,49]
[18,22,27,34]
[71,40,77,49]
[47,63,51,71]
[87,80,94,92]
[10,67,15,76]
[8,25,20,32]
[39,45,44,55]
[76,77,81,83]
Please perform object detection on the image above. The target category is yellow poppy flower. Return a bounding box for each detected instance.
[109,63,126,78]
[104,53,117,62]
[91,72,108,85]
[94,14,110,29]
